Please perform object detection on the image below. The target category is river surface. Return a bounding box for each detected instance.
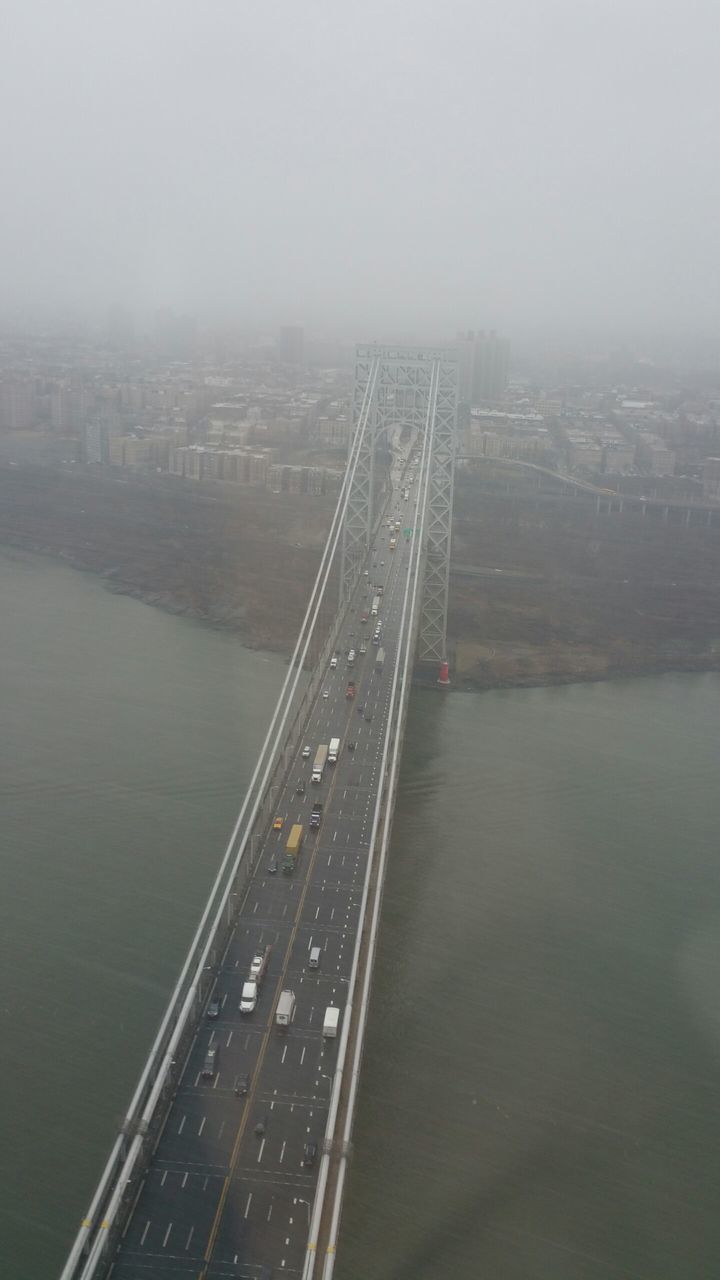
[2,548,720,1279]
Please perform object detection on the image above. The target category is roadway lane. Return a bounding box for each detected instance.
[110,450,420,1280]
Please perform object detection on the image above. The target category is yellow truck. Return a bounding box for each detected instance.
[283,823,304,873]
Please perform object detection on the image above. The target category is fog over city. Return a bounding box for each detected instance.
[2,0,718,340]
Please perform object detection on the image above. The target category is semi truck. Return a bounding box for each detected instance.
[370,595,380,617]
[375,647,385,673]
[276,989,295,1028]
[328,737,340,764]
[283,823,303,872]
[312,745,328,784]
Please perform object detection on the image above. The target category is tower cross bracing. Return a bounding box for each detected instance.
[341,345,458,665]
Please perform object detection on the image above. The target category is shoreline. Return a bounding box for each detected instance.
[5,535,719,693]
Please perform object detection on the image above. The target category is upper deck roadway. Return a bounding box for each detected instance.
[106,457,422,1279]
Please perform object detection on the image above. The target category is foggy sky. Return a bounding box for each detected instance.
[2,0,719,339]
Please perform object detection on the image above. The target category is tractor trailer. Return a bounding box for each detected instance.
[312,744,328,783]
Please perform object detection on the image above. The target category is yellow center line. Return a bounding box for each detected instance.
[200,723,349,1277]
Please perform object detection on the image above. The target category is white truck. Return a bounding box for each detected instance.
[323,1006,340,1038]
[370,595,380,617]
[328,737,340,764]
[312,744,328,784]
[240,981,258,1013]
[276,989,296,1028]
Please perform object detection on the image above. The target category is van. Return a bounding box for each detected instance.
[202,1041,219,1077]
[330,656,337,669]
[240,981,258,1013]
[308,946,321,969]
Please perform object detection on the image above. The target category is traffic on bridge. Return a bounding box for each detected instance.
[60,347,459,1280]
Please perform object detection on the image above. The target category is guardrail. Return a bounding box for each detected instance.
[59,361,380,1280]
[301,375,441,1278]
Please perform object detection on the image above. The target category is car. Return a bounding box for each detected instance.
[302,745,310,758]
[330,657,337,669]
[302,1141,318,1168]
[347,741,356,751]
[207,994,221,1019]
[273,816,283,830]
[380,560,385,566]
[322,689,329,699]
[363,569,369,576]
[365,713,372,721]
[267,857,278,874]
[234,1071,249,1096]
[296,779,305,795]
[357,705,364,714]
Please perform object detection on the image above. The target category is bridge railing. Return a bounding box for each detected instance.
[60,360,380,1280]
[302,368,440,1279]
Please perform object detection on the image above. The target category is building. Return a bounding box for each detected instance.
[457,330,510,404]
[109,435,170,469]
[635,432,675,476]
[268,463,343,496]
[0,379,37,431]
[702,457,720,501]
[278,326,305,366]
[155,309,197,360]
[50,386,89,434]
[85,420,111,464]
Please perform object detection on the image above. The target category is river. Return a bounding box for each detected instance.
[2,548,719,1279]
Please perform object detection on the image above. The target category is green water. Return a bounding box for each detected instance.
[339,680,720,1279]
[0,548,285,1278]
[2,546,720,1279]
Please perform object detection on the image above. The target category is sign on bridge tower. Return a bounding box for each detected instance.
[341,345,458,666]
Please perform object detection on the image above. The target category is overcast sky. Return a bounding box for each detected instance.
[2,0,719,341]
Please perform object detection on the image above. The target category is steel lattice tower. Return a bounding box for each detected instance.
[340,345,458,665]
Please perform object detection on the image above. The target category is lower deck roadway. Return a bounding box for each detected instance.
[109,468,418,1280]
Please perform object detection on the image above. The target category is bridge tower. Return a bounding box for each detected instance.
[341,344,459,666]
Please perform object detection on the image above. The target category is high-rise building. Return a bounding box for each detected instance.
[155,309,197,360]
[278,326,305,365]
[50,385,89,433]
[457,330,510,404]
[0,379,37,431]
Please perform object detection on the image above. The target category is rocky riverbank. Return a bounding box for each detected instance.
[1,464,719,689]
[448,471,720,688]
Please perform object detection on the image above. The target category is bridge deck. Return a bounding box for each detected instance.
[109,463,420,1279]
